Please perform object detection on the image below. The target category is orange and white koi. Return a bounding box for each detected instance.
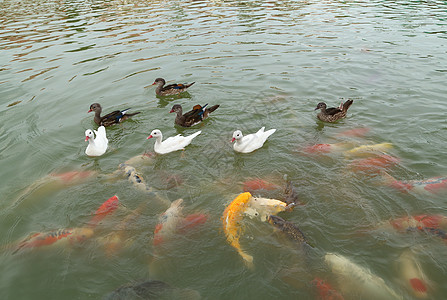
[348,154,399,173]
[88,195,119,227]
[153,199,184,246]
[245,196,294,221]
[222,192,254,265]
[344,142,393,157]
[325,253,403,300]
[13,227,94,254]
[311,277,344,300]
[386,214,447,232]
[398,249,429,299]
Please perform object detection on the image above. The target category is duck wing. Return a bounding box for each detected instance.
[100,110,125,126]
[325,107,342,115]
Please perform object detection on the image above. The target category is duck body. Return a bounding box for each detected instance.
[147,129,201,154]
[85,126,109,156]
[170,104,220,127]
[88,103,140,127]
[152,78,195,96]
[315,99,353,122]
[232,127,276,153]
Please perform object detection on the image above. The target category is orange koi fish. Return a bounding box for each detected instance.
[398,249,429,299]
[222,192,254,265]
[177,213,208,233]
[311,277,344,300]
[387,214,447,232]
[13,227,94,254]
[88,195,119,227]
[303,143,351,154]
[336,127,370,138]
[153,199,184,246]
[348,154,399,173]
[381,171,447,194]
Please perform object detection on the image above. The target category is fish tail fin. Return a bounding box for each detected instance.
[239,250,254,266]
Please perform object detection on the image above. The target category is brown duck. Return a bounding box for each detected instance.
[314,99,353,122]
[169,104,219,127]
[88,103,141,127]
[267,215,313,247]
[152,78,195,96]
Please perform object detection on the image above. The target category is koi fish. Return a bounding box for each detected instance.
[88,195,119,227]
[245,196,294,221]
[153,199,184,246]
[311,277,344,300]
[267,215,311,247]
[303,143,350,154]
[13,227,94,254]
[222,192,254,265]
[325,253,403,300]
[344,142,393,157]
[386,214,447,232]
[118,163,151,193]
[398,249,429,299]
[177,213,208,233]
[242,178,279,193]
[336,127,370,138]
[348,155,399,173]
[382,171,447,194]
[283,177,300,206]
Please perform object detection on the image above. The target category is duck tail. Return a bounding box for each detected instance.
[206,104,219,114]
[126,111,141,117]
[342,99,353,112]
[186,82,195,88]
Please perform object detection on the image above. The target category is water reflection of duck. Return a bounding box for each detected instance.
[170,103,219,127]
[152,77,195,96]
[315,100,353,122]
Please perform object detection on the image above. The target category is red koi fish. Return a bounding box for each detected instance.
[177,213,208,233]
[303,143,350,154]
[390,176,447,194]
[242,178,279,192]
[336,127,370,138]
[311,277,344,300]
[88,195,119,227]
[388,214,447,232]
[348,154,399,173]
[398,250,429,299]
[13,227,94,254]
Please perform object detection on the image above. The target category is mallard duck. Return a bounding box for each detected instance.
[88,103,140,127]
[315,99,353,122]
[169,103,220,127]
[231,127,276,153]
[146,129,201,154]
[152,78,195,96]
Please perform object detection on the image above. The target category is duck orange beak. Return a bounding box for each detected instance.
[152,82,156,85]
[169,109,174,113]
[85,136,89,141]
[231,138,236,142]
[88,109,92,113]
[147,135,153,139]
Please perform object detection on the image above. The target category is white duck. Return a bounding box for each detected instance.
[231,127,276,153]
[85,126,108,157]
[147,129,201,154]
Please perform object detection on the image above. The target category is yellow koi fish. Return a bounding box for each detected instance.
[398,249,429,299]
[345,143,393,157]
[222,192,254,266]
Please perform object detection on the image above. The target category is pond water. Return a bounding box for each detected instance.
[1,0,447,299]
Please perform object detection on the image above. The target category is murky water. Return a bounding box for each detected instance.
[1,0,447,299]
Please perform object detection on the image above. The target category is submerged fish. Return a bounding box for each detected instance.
[222,192,254,265]
[267,215,311,247]
[381,171,447,194]
[88,195,119,227]
[303,143,350,154]
[336,127,370,138]
[386,214,447,232]
[104,280,201,300]
[325,253,403,300]
[13,227,94,254]
[283,177,300,206]
[311,277,344,300]
[153,199,184,246]
[397,249,429,299]
[344,142,393,157]
[348,154,399,173]
[242,178,279,193]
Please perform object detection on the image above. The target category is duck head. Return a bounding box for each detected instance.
[147,129,162,140]
[231,130,243,142]
[152,78,165,86]
[88,103,102,113]
[85,129,95,141]
[315,102,327,111]
[170,104,182,114]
